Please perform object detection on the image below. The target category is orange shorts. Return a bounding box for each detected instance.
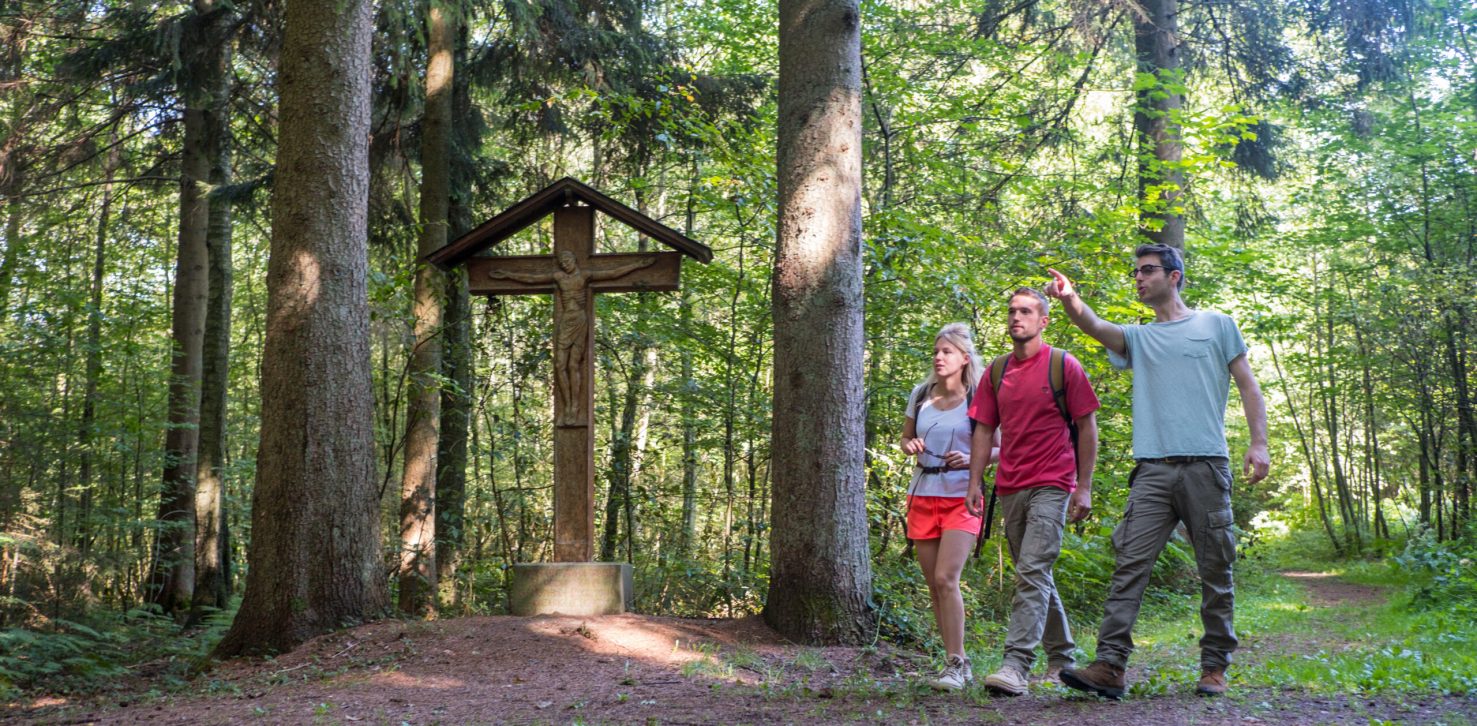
[906,495,982,540]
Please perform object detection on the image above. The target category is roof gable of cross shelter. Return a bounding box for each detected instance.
[424,177,713,269]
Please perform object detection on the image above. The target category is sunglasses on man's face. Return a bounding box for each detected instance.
[1128,264,1173,278]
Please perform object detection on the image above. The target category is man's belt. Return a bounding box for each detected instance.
[1136,455,1225,464]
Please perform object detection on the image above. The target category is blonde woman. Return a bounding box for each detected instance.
[901,322,997,690]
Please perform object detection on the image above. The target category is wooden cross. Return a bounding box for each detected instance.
[468,206,681,561]
[427,179,710,564]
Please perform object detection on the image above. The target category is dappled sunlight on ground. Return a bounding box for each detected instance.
[11,579,1477,724]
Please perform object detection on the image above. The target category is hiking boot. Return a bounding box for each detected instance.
[983,664,1029,696]
[1042,661,1071,682]
[928,654,972,691]
[1197,667,1228,696]
[1060,660,1126,700]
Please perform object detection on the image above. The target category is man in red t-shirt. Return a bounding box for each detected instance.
[967,287,1100,696]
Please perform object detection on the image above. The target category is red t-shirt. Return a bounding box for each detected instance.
[968,344,1100,496]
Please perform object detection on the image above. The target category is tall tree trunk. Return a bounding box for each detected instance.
[0,195,19,318]
[215,0,384,657]
[764,0,874,644]
[1269,336,1342,554]
[1319,296,1359,552]
[1355,324,1387,540]
[435,16,476,609]
[398,1,456,616]
[1444,311,1474,528]
[678,169,700,560]
[1132,0,1185,248]
[148,0,230,616]
[193,26,236,614]
[76,133,120,558]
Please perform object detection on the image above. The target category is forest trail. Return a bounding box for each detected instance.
[11,572,1476,725]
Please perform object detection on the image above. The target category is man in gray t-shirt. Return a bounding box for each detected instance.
[1044,243,1270,700]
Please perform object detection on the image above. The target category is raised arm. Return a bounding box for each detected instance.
[1229,353,1270,484]
[1044,268,1127,357]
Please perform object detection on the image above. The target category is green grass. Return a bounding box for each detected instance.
[1116,564,1477,697]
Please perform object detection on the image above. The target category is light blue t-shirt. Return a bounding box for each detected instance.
[1106,310,1248,459]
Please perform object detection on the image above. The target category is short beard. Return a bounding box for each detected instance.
[1009,331,1038,344]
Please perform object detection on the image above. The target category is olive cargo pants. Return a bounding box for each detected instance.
[999,486,1076,672]
[1095,458,1238,670]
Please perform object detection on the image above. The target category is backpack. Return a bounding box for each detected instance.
[909,382,974,431]
[987,347,1077,447]
[970,347,1077,553]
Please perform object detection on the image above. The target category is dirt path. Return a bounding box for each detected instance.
[1279,571,1389,608]
[10,574,1476,724]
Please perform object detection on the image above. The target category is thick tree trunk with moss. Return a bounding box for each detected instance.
[215,0,384,657]
[763,0,875,645]
[1133,0,1185,248]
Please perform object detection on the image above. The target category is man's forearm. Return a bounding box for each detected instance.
[970,424,995,486]
[1058,293,1126,356]
[1243,386,1268,447]
[1076,419,1098,491]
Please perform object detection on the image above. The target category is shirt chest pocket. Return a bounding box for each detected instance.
[1183,336,1214,359]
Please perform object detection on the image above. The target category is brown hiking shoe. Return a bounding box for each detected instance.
[1059,660,1126,700]
[1197,667,1228,696]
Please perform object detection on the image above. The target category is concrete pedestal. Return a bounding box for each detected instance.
[509,562,634,616]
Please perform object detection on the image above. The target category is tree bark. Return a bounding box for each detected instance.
[397,1,455,616]
[193,21,235,613]
[76,132,120,558]
[215,0,384,656]
[1132,0,1186,248]
[148,0,231,616]
[678,171,700,560]
[764,0,875,645]
[435,15,476,608]
[0,195,18,318]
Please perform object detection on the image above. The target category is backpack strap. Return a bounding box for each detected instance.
[988,354,1011,396]
[1050,347,1081,452]
[909,382,930,419]
[1048,347,1070,423]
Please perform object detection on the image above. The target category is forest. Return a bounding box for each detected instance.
[1,0,1475,722]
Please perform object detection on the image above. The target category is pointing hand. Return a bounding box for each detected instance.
[1044,268,1076,299]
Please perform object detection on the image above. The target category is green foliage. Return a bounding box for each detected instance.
[1397,528,1477,620]
[0,602,235,701]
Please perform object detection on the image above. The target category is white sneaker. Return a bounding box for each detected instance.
[928,654,972,691]
[983,664,1029,696]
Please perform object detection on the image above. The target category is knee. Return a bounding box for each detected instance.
[930,571,960,597]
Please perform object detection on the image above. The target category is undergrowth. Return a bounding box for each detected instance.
[0,600,235,701]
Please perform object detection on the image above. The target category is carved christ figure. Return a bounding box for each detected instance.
[488,250,657,424]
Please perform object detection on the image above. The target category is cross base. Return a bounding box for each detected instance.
[508,562,634,616]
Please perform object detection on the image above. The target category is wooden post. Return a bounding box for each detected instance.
[552,206,595,562]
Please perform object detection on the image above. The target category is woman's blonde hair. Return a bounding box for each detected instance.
[919,322,983,398]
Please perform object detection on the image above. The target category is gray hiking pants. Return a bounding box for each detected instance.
[1096,458,1238,670]
[999,486,1076,672]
